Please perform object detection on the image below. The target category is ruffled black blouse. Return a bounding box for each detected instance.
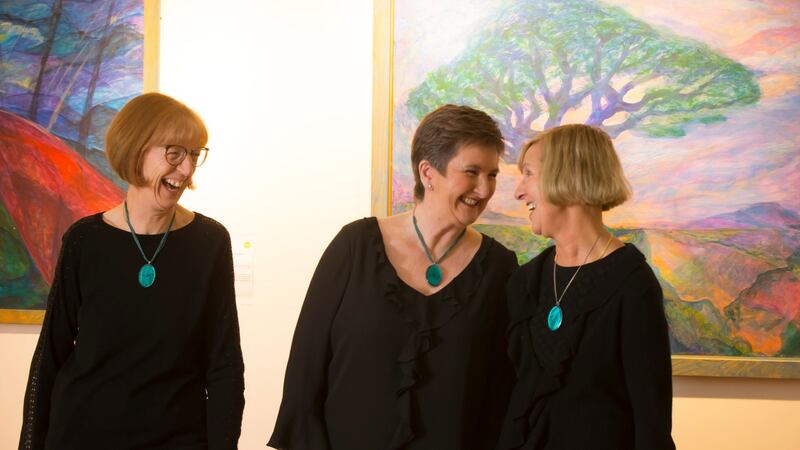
[497,244,675,450]
[268,218,518,450]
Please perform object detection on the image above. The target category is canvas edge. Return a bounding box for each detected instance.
[144,0,161,92]
[0,310,45,325]
[371,0,392,218]
[673,355,800,379]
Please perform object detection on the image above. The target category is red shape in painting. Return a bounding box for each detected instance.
[0,110,124,284]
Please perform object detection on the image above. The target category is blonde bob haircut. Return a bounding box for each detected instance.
[105,92,208,188]
[518,124,631,211]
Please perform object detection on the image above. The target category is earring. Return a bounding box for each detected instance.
[427,182,433,190]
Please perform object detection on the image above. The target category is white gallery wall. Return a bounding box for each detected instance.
[158,0,373,447]
[0,1,799,449]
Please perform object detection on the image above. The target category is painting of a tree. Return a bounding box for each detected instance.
[26,0,66,121]
[386,0,800,370]
[2,0,144,167]
[0,0,145,321]
[406,0,760,161]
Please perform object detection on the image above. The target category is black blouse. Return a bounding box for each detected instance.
[497,244,675,450]
[268,218,518,450]
[19,213,245,450]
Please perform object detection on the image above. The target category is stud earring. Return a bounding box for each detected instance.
[427,183,433,190]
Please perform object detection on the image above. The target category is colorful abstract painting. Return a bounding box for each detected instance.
[0,0,145,321]
[387,0,800,363]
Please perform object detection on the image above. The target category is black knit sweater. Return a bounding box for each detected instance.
[19,212,244,450]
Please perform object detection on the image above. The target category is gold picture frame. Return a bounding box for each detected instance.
[371,0,800,379]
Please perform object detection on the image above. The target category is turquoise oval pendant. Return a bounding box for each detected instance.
[138,263,156,288]
[547,305,563,331]
[425,263,443,287]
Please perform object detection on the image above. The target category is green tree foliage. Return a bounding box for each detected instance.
[407,0,760,161]
[0,202,29,280]
[779,322,800,357]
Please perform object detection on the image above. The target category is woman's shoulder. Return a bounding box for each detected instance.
[339,216,378,235]
[191,212,229,235]
[511,246,554,280]
[180,213,238,255]
[62,212,106,241]
[581,243,661,306]
[321,217,377,246]
[616,244,661,294]
[319,217,380,254]
[174,212,230,247]
[480,233,520,270]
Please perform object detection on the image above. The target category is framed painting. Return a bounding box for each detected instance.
[372,0,800,378]
[0,0,160,324]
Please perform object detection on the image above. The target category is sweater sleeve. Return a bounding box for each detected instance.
[267,225,354,450]
[19,230,81,450]
[205,229,245,450]
[620,270,676,450]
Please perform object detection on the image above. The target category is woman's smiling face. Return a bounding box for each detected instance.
[514,141,558,237]
[138,144,196,209]
[425,143,500,227]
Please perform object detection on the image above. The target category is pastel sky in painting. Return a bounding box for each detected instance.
[392,0,800,227]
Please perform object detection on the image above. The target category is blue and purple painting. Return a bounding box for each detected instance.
[389,0,800,358]
[0,0,144,321]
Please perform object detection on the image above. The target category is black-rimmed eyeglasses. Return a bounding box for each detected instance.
[165,145,209,167]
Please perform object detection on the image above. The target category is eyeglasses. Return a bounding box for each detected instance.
[165,145,209,167]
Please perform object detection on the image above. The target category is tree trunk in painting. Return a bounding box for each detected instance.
[77,0,117,155]
[27,0,65,122]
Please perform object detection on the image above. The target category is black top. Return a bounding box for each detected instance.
[19,213,245,450]
[268,218,518,450]
[497,244,675,450]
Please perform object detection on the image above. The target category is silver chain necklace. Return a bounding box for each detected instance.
[547,234,610,331]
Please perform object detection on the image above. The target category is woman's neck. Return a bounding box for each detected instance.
[124,189,177,234]
[411,201,467,256]
[551,205,610,267]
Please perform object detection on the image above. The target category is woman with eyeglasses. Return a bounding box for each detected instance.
[19,93,244,450]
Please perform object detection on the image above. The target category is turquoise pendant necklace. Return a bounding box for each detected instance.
[123,200,176,288]
[548,234,603,331]
[412,215,467,287]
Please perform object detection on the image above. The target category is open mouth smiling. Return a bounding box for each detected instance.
[162,178,184,191]
[462,197,480,207]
